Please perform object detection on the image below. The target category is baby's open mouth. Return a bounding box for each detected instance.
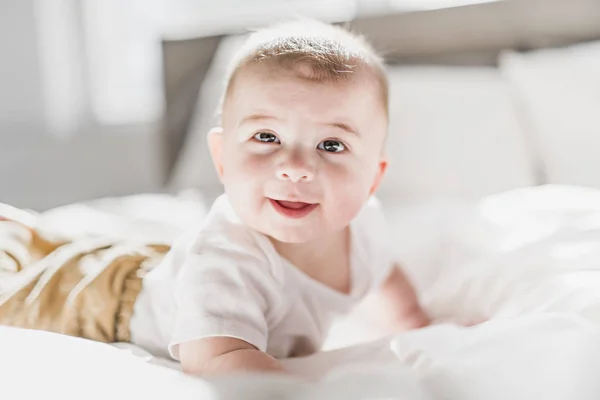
[268,199,318,219]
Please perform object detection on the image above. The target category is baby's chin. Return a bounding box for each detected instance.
[263,227,319,244]
[257,222,325,244]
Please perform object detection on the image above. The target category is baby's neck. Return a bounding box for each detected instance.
[270,227,350,286]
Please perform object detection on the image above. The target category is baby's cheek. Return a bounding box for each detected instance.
[327,163,371,195]
[229,153,272,179]
[324,167,368,220]
[332,200,362,224]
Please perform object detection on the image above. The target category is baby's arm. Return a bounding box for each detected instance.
[378,264,430,331]
[179,337,286,376]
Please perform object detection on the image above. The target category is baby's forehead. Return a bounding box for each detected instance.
[223,61,386,116]
[220,63,388,141]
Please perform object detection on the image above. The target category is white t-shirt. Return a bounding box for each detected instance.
[129,194,395,360]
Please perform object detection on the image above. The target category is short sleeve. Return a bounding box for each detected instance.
[353,197,396,292]
[168,246,279,360]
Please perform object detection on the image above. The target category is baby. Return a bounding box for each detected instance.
[0,19,428,377]
[129,20,429,375]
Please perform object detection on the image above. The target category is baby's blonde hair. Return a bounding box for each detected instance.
[219,19,388,119]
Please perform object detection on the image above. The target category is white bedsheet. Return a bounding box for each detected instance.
[4,315,600,400]
[5,184,600,399]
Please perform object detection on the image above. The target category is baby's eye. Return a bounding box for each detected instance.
[317,140,346,153]
[253,132,280,144]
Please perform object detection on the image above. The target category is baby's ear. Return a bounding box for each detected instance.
[369,156,388,196]
[207,127,225,181]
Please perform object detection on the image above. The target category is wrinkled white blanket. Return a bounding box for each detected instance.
[5,185,600,399]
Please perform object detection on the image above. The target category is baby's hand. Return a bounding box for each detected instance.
[432,315,488,328]
[378,264,431,332]
[401,306,431,331]
[460,316,488,327]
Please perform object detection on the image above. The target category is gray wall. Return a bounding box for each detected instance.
[0,124,165,211]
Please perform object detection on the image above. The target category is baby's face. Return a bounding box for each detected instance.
[210,63,388,243]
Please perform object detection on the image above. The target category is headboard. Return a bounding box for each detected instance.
[160,0,600,181]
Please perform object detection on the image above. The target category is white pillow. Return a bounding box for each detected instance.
[379,66,536,205]
[500,41,600,188]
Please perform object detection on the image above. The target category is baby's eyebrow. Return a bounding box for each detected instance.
[238,114,277,126]
[327,122,359,137]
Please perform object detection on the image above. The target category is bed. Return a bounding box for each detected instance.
[4,1,600,399]
[6,184,600,400]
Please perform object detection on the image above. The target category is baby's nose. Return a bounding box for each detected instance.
[278,170,313,182]
[276,160,315,182]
